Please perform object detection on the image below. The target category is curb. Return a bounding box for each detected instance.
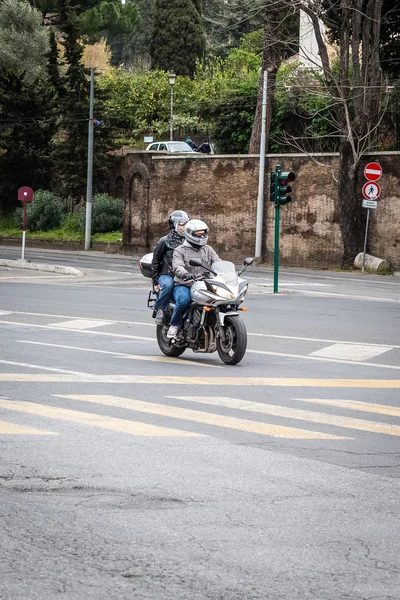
[0,259,83,277]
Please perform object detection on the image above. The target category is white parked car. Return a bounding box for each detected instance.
[146,141,195,152]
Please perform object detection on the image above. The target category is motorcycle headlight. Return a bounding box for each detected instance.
[211,285,235,300]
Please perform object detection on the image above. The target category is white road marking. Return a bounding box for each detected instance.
[169,396,400,437]
[2,309,399,350]
[249,332,400,349]
[0,399,203,437]
[0,359,96,376]
[247,349,400,371]
[18,340,221,368]
[55,394,349,440]
[310,343,392,362]
[0,310,13,315]
[0,320,154,342]
[50,319,116,329]
[0,319,398,370]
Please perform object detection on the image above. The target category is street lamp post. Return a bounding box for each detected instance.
[169,72,176,141]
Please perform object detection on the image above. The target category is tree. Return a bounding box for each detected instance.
[151,0,206,77]
[0,71,58,212]
[256,1,387,267]
[0,0,49,82]
[53,0,115,200]
[248,3,298,153]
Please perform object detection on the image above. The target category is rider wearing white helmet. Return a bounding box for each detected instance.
[167,219,220,339]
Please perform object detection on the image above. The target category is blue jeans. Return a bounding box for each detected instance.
[170,285,191,328]
[154,274,174,310]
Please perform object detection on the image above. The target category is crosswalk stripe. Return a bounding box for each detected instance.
[55,395,349,439]
[310,343,392,361]
[0,399,202,437]
[50,319,116,329]
[294,398,400,417]
[0,374,399,388]
[168,396,400,437]
[0,419,58,435]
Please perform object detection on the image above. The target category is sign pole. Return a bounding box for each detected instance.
[273,164,281,293]
[21,201,27,260]
[362,208,371,273]
[255,70,268,259]
[85,67,95,251]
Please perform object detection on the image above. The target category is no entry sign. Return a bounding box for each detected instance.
[364,162,382,182]
[362,181,381,199]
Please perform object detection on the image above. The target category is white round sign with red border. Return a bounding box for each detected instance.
[362,181,381,200]
[364,162,382,182]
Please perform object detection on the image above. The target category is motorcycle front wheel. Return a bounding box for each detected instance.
[216,316,247,365]
[156,326,186,357]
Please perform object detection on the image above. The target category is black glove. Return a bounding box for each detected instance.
[183,273,196,282]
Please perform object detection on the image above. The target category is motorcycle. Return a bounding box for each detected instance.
[139,255,253,365]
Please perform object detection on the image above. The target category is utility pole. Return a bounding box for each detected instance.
[255,70,268,259]
[85,67,95,251]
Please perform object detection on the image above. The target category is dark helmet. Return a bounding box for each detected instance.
[168,210,189,230]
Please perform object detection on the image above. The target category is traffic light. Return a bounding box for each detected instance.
[270,172,277,203]
[277,171,295,205]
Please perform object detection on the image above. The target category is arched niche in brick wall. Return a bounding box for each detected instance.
[123,162,150,248]
[114,176,124,199]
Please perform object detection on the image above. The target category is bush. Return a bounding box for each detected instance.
[61,212,82,234]
[90,193,123,234]
[14,189,65,231]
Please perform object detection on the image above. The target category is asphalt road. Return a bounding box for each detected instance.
[0,249,399,599]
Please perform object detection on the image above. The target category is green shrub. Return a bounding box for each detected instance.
[90,193,123,234]
[61,212,82,234]
[14,189,65,231]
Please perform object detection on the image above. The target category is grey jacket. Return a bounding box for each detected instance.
[172,240,220,286]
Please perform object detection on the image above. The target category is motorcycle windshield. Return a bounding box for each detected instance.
[212,261,237,285]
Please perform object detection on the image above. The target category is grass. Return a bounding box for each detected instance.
[0,216,122,244]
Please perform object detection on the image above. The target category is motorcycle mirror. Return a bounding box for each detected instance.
[238,257,254,276]
[189,258,202,267]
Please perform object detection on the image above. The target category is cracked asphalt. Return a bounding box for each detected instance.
[0,248,399,599]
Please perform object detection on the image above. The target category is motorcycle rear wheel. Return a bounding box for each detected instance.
[156,326,186,357]
[216,316,247,365]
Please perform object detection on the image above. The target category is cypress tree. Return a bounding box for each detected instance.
[151,0,205,77]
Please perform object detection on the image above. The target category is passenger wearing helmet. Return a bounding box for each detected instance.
[168,210,189,231]
[151,210,189,325]
[168,219,220,339]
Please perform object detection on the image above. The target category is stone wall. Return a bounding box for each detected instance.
[112,151,400,268]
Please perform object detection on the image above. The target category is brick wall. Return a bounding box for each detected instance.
[112,151,400,268]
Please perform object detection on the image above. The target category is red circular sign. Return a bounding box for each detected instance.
[364,162,382,182]
[362,181,381,200]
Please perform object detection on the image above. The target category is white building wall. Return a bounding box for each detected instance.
[299,9,324,68]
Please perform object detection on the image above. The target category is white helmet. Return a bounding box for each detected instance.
[184,219,209,247]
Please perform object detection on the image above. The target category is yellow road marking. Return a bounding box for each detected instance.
[55,395,349,439]
[294,398,400,417]
[0,419,58,435]
[18,340,221,368]
[0,375,399,388]
[0,399,202,437]
[169,396,400,437]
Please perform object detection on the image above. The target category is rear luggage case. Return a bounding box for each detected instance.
[139,252,153,278]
